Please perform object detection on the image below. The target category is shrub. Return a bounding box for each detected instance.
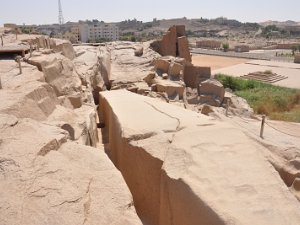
[264,70,273,74]
[222,43,229,52]
[216,74,300,122]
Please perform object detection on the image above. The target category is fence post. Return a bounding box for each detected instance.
[16,56,22,74]
[260,115,266,138]
[29,42,33,57]
[225,99,230,117]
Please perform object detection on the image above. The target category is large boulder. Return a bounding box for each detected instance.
[47,105,98,147]
[177,36,191,62]
[151,26,192,62]
[199,79,225,106]
[154,79,185,99]
[43,57,82,96]
[154,58,170,73]
[168,62,184,78]
[99,90,300,225]
[184,64,211,88]
[53,40,76,60]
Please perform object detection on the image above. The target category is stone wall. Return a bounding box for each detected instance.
[196,40,221,49]
[277,43,300,49]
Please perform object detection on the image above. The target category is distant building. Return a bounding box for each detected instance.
[4,23,18,29]
[234,45,250,53]
[277,43,300,49]
[79,23,119,43]
[62,31,78,43]
[196,40,221,49]
[4,23,21,33]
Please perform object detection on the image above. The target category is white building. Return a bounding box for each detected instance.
[79,23,119,43]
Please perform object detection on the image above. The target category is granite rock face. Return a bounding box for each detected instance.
[151,25,191,62]
[0,37,142,225]
[99,90,300,225]
[0,116,142,225]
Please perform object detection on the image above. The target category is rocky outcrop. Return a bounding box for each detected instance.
[31,36,76,60]
[0,81,59,121]
[98,47,111,88]
[0,36,143,225]
[53,40,76,60]
[0,115,142,225]
[151,25,191,62]
[99,90,300,225]
[43,57,82,96]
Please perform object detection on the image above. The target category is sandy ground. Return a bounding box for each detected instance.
[191,54,249,70]
[213,60,300,89]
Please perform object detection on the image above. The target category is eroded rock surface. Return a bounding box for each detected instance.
[0,36,142,224]
[99,90,300,225]
[0,115,142,225]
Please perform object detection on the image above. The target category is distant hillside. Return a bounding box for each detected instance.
[260,20,300,27]
[118,17,260,39]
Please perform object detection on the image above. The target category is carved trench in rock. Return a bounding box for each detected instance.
[98,96,226,225]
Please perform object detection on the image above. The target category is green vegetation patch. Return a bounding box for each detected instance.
[216,74,300,122]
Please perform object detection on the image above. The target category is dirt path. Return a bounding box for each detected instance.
[192,54,249,70]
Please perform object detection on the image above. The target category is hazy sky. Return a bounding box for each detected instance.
[1,0,300,25]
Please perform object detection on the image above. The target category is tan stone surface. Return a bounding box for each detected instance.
[154,79,185,99]
[0,36,142,225]
[43,57,82,96]
[108,41,160,86]
[0,80,59,121]
[53,40,76,60]
[99,90,300,225]
[218,112,300,205]
[0,116,142,225]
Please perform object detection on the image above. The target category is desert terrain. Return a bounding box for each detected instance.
[1,24,300,225]
[192,54,249,70]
